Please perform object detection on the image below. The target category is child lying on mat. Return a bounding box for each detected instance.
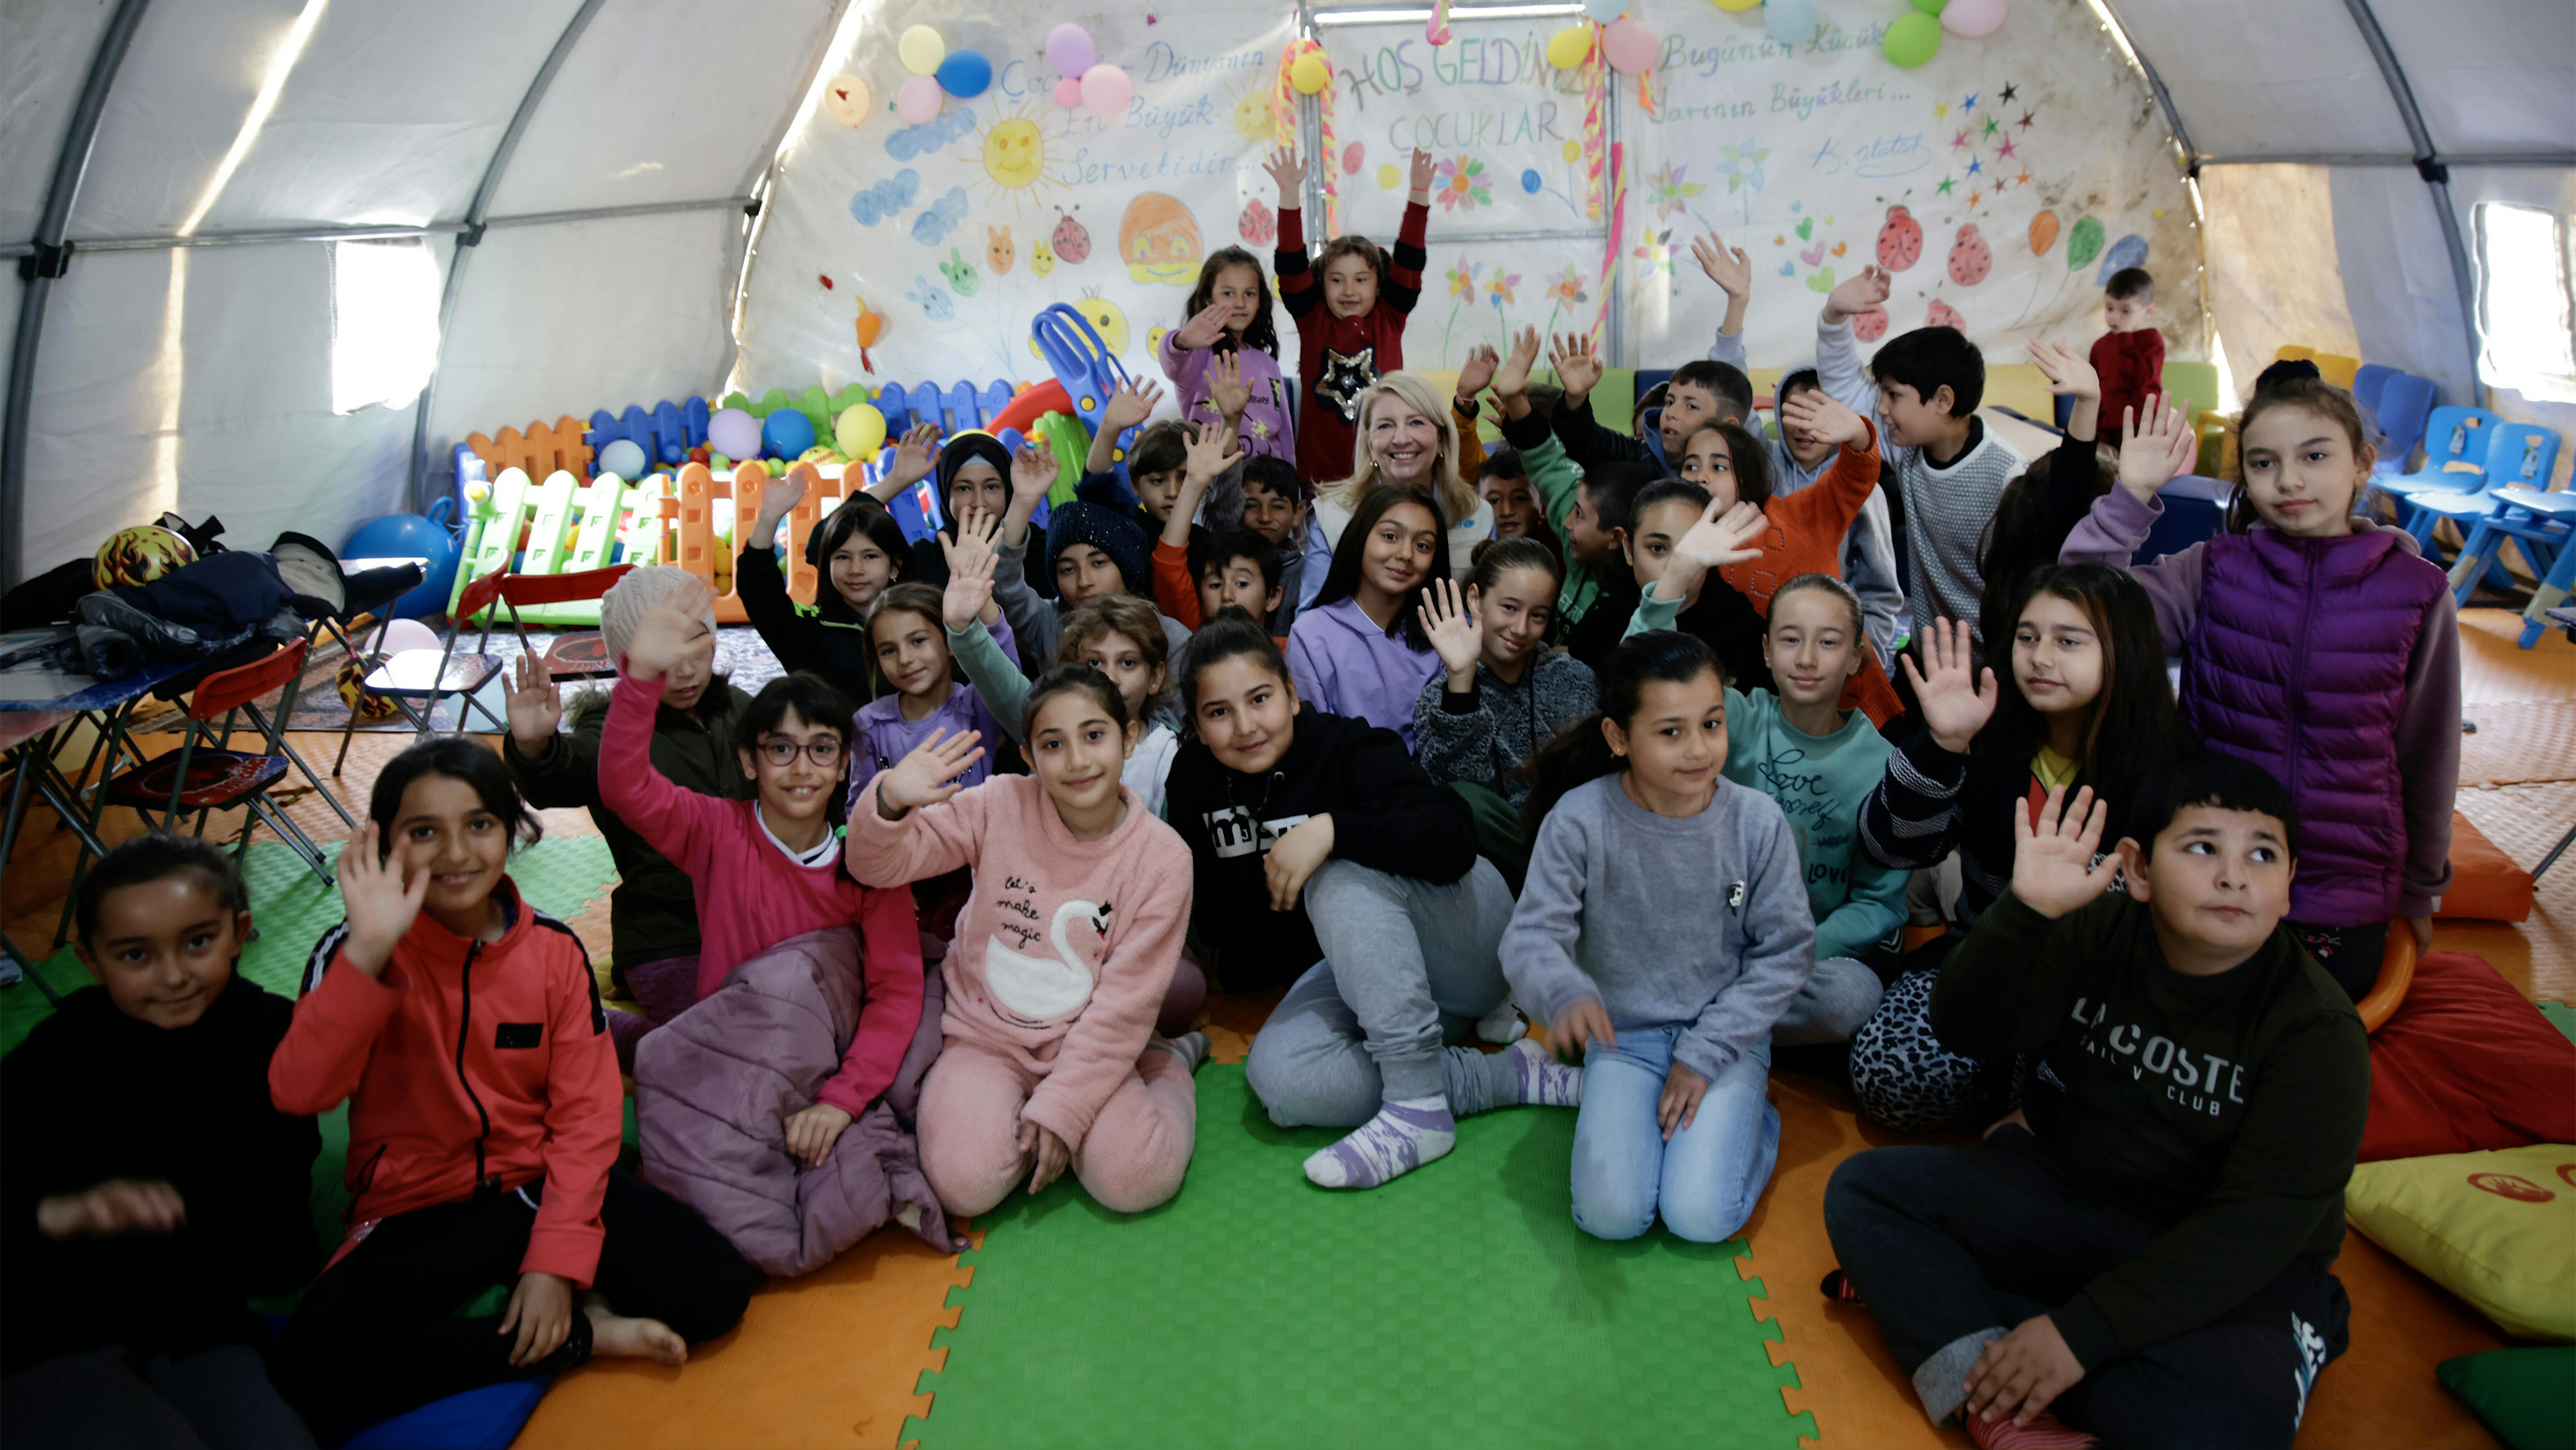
[2,835,321,1450]
[1502,631,1822,1245]
[847,670,1205,1217]
[1824,755,2367,1450]
[271,742,752,1442]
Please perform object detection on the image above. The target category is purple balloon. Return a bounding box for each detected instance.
[1045,23,1095,76]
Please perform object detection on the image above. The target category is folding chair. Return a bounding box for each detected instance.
[99,640,337,887]
[493,564,636,681]
[333,570,510,775]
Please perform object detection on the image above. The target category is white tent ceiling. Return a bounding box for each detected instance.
[4,0,2570,586]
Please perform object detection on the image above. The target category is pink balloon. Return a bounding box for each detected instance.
[1602,16,1658,74]
[1941,0,2006,37]
[1044,22,1095,76]
[896,74,941,124]
[1080,63,1133,116]
[1053,76,1084,108]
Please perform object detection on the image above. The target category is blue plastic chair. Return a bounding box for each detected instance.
[2375,405,2500,507]
[2442,426,2569,603]
[2351,363,2396,420]
[2411,422,2560,580]
[2368,372,2439,477]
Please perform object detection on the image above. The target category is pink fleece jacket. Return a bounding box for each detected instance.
[845,775,1191,1152]
[598,668,923,1118]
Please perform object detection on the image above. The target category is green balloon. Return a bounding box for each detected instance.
[1883,11,1942,67]
[2068,214,2105,271]
[1910,0,1947,12]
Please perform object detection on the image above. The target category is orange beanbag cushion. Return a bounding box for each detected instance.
[2435,811,2535,923]
[2362,951,2576,1162]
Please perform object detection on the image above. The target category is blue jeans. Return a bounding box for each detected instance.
[1569,1025,1779,1243]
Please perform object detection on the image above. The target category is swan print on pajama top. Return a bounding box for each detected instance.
[980,890,1112,1028]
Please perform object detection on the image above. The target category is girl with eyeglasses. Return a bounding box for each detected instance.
[599,575,924,1173]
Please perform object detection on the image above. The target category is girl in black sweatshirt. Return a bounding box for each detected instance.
[1163,612,1579,1192]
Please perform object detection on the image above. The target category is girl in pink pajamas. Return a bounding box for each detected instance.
[845,665,1205,1215]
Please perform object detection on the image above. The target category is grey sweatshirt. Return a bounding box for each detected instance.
[1502,774,1816,1082]
[1411,650,1598,808]
[1710,326,1906,668]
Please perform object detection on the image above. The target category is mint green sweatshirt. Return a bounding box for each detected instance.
[1720,687,1908,964]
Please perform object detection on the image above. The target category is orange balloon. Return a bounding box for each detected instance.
[2029,209,2060,257]
[854,303,886,349]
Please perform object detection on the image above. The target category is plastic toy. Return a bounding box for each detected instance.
[345,500,465,619]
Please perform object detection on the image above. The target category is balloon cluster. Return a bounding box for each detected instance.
[1881,0,2008,69]
[893,25,1000,123]
[1543,3,1660,76]
[1041,23,1132,116]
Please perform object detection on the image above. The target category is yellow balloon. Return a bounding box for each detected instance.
[1546,25,1594,69]
[1290,53,1329,94]
[1712,0,1762,9]
[1377,162,1399,189]
[898,25,945,76]
[1562,138,1583,163]
[835,403,886,457]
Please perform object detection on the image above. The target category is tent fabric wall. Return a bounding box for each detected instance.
[2198,164,2360,389]
[0,0,119,244]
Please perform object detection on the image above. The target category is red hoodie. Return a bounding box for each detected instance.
[269,881,621,1286]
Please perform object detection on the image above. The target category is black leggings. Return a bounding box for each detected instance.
[273,1169,754,1440]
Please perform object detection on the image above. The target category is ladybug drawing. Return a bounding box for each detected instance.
[1876,205,1923,272]
[1239,198,1276,247]
[1852,308,1891,343]
[1926,299,1965,333]
[1052,207,1091,265]
[1947,224,1993,286]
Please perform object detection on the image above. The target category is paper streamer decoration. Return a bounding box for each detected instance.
[1427,0,1454,46]
[1582,41,1607,220]
[1595,140,1626,341]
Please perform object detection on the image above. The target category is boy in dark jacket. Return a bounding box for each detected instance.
[1824,755,2367,1450]
[2,836,321,1450]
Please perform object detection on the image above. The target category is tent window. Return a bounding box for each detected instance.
[2473,203,2576,405]
[329,237,441,414]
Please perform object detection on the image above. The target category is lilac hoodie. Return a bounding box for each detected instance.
[1158,334,1295,465]
[844,616,1017,814]
[1286,597,1440,753]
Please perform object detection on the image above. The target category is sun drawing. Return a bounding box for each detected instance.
[973,105,1067,212]
[1225,82,1275,148]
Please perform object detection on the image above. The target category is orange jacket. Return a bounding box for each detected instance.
[270,879,622,1286]
[1719,419,1905,728]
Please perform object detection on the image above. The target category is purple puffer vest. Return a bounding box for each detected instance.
[2179,526,2446,926]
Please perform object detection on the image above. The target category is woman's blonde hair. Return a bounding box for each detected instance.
[1324,371,1476,525]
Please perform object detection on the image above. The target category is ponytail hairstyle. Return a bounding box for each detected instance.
[2226,376,2373,533]
[1977,443,2117,645]
[1769,571,1865,641]
[804,492,911,583]
[1025,661,1133,738]
[1178,608,1291,726]
[1181,246,1280,358]
[1519,630,1720,839]
[369,738,544,863]
[1468,536,1564,598]
[1984,563,2180,808]
[866,582,954,697]
[1312,483,1449,651]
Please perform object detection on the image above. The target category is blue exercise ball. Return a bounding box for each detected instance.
[761,408,818,458]
[346,500,464,619]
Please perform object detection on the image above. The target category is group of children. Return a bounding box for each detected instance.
[4,145,2461,1450]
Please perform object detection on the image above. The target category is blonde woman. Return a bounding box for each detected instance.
[1297,370,1496,610]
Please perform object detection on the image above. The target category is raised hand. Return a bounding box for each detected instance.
[1778,389,1868,449]
[1453,343,1500,408]
[1417,576,1483,684]
[1672,499,1770,575]
[1172,300,1233,353]
[1691,231,1753,299]
[1182,420,1244,482]
[1493,325,1544,408]
[1102,377,1163,433]
[1901,617,1997,756]
[886,422,941,487]
[1009,442,1058,506]
[504,653,563,756]
[2025,339,2101,401]
[36,1178,186,1239]
[1408,146,1436,196]
[623,578,718,682]
[337,822,428,977]
[1823,264,1892,323]
[1207,349,1252,424]
[750,465,811,540]
[874,728,986,817]
[1263,148,1307,205]
[1548,331,1604,404]
[2117,394,2199,502]
[2010,784,2119,918]
[941,535,998,631]
[784,1103,854,1168]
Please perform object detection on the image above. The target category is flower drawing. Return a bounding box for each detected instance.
[1435,155,1492,213]
[1646,162,1706,221]
[1486,268,1521,308]
[1632,227,1674,281]
[1715,140,1770,195]
[1546,265,1588,306]
[1445,256,1480,299]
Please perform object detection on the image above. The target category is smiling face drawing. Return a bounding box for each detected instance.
[984,118,1044,190]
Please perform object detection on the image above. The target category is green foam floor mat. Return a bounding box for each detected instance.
[908,1065,1812,1449]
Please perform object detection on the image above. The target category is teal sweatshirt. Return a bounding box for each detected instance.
[1720,687,1907,964]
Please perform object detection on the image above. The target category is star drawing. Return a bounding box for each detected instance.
[2018,110,2036,130]
[2000,82,2019,102]
[1935,175,1956,196]
[1966,156,1983,176]
[1963,92,1979,111]
[1996,136,2018,160]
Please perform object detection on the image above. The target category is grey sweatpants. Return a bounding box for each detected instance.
[1775,956,1886,1046]
[1245,858,1520,1126]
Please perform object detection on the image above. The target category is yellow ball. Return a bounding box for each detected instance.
[1546,25,1594,69]
[1562,139,1583,164]
[1376,163,1399,189]
[898,25,945,76]
[1290,53,1329,94]
[835,403,886,457]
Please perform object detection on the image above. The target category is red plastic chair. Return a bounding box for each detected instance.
[492,564,635,681]
[335,570,512,775]
[103,639,336,887]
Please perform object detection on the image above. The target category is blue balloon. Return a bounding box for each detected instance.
[1521,169,1542,194]
[346,502,464,619]
[935,50,993,99]
[761,408,818,458]
[2096,233,2151,285]
[1765,0,1816,47]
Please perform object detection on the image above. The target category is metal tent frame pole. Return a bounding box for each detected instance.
[2,0,154,592]
[2339,0,2485,400]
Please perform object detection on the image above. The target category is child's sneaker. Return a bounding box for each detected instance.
[1964,1410,2101,1449]
[1819,1269,1865,1306]
[1475,1002,1529,1044]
